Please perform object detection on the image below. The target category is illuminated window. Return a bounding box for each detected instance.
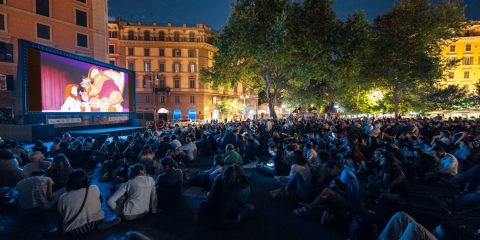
[189,63,196,73]
[463,56,473,65]
[160,95,165,103]
[173,63,181,73]
[144,61,151,72]
[450,45,455,52]
[464,71,470,79]
[212,96,217,104]
[173,49,181,57]
[189,32,196,42]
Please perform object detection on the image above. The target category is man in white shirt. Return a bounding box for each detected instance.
[432,145,458,177]
[170,135,182,149]
[180,137,197,161]
[16,170,56,214]
[108,164,157,220]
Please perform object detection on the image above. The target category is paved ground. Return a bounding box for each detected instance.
[0,156,348,240]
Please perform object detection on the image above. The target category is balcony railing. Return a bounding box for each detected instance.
[119,35,214,44]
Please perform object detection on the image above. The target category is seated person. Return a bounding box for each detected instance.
[378,212,437,240]
[423,145,458,181]
[257,142,290,176]
[0,149,23,186]
[47,154,74,192]
[58,169,119,236]
[156,157,183,208]
[434,186,480,215]
[194,164,254,224]
[224,144,243,165]
[138,144,155,175]
[187,154,225,188]
[23,152,51,178]
[16,170,57,214]
[108,164,157,220]
[270,150,312,202]
[180,137,198,161]
[367,150,407,200]
[293,161,359,216]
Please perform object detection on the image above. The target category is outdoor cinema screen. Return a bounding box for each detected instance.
[25,45,134,113]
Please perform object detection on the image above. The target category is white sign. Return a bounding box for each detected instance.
[47,118,82,124]
[108,116,129,122]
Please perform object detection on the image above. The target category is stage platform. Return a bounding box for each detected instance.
[69,126,145,138]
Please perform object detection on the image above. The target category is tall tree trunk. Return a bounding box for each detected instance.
[268,96,278,120]
[393,87,399,118]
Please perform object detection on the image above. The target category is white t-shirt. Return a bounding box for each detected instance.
[16,176,53,210]
[58,185,105,232]
[181,142,197,161]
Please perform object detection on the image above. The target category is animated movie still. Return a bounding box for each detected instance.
[40,52,130,113]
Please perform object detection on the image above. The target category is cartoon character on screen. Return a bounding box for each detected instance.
[80,67,125,112]
[60,84,91,112]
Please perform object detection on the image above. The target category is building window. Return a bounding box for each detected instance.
[0,41,14,63]
[128,61,134,70]
[36,23,51,40]
[175,96,180,104]
[36,0,50,17]
[108,45,115,54]
[463,56,473,65]
[188,50,196,57]
[159,63,165,72]
[173,63,181,73]
[159,49,165,56]
[76,33,88,48]
[144,48,150,56]
[109,59,115,65]
[174,31,180,41]
[466,44,472,52]
[174,77,180,88]
[464,71,470,79]
[173,49,181,57]
[109,31,118,38]
[190,96,195,104]
[189,32,196,42]
[128,30,134,40]
[77,0,87,3]
[146,95,151,103]
[189,77,195,88]
[75,9,88,27]
[0,0,4,4]
[144,61,151,72]
[160,95,165,104]
[128,47,134,56]
[0,13,5,31]
[144,31,150,41]
[143,75,152,88]
[448,71,454,79]
[450,45,455,52]
[158,76,166,88]
[159,31,165,41]
[189,63,196,73]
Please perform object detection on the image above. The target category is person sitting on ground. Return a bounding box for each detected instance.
[270,150,312,202]
[32,140,48,156]
[378,212,451,240]
[57,169,119,236]
[16,170,57,214]
[0,149,23,186]
[224,144,243,165]
[194,164,254,224]
[23,151,51,178]
[170,135,182,149]
[187,154,225,188]
[138,144,155,174]
[156,157,183,208]
[108,163,157,220]
[423,145,458,181]
[155,136,174,160]
[181,137,198,161]
[47,154,73,192]
[293,160,359,217]
[367,150,407,200]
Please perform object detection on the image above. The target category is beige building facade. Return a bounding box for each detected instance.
[108,20,257,121]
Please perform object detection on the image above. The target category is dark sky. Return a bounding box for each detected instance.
[108,0,480,30]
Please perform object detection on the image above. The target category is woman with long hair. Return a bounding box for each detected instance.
[47,154,73,192]
[138,144,155,174]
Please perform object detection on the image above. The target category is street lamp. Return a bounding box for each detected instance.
[334,103,339,114]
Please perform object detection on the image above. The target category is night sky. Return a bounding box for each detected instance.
[108,0,480,30]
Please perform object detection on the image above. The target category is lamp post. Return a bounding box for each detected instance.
[240,95,246,120]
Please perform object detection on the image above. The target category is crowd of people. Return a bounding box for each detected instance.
[1,116,480,239]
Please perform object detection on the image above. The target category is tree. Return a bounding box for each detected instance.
[202,0,295,120]
[422,85,469,110]
[216,98,242,119]
[367,0,466,117]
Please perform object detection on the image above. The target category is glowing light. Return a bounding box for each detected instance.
[368,90,384,103]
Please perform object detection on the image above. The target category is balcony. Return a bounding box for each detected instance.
[153,86,171,94]
[119,36,214,44]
